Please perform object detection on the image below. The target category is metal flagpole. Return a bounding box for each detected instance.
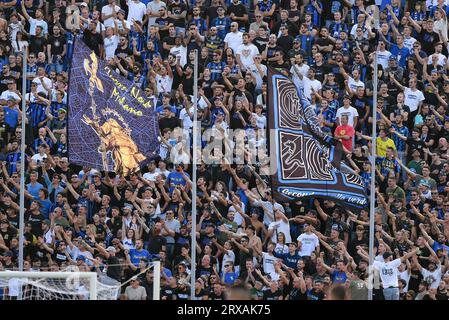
[18,47,28,273]
[368,49,378,301]
[190,49,198,300]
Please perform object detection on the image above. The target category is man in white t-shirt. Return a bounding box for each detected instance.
[247,55,267,91]
[294,67,322,101]
[224,22,243,53]
[169,36,187,67]
[376,41,392,69]
[235,33,259,72]
[21,2,48,36]
[336,96,359,128]
[142,161,158,181]
[268,210,291,244]
[403,26,416,51]
[103,27,119,61]
[127,0,147,24]
[340,62,364,95]
[32,67,53,94]
[258,243,278,279]
[290,54,310,91]
[390,74,425,113]
[101,0,121,28]
[297,224,320,257]
[179,98,194,130]
[0,80,21,104]
[147,0,166,28]
[414,243,443,290]
[154,63,173,94]
[372,249,418,300]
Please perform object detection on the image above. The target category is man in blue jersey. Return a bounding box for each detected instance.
[3,97,19,132]
[128,239,153,266]
[390,115,409,168]
[206,49,226,82]
[211,6,231,40]
[166,164,191,193]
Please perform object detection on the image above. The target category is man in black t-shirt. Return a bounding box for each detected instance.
[162,25,177,58]
[227,0,248,31]
[93,242,121,281]
[29,26,47,56]
[114,37,133,63]
[276,24,294,56]
[416,18,440,56]
[47,25,67,73]
[406,129,427,160]
[209,283,226,300]
[168,0,187,32]
[147,221,168,254]
[83,21,104,57]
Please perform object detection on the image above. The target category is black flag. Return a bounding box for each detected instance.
[267,68,368,210]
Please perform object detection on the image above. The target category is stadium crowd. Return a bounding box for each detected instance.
[0,0,449,301]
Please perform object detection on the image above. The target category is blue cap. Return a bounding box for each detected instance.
[76,255,86,262]
[294,36,301,42]
[389,55,398,61]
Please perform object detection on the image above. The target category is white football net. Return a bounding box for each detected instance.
[0,261,161,300]
[0,271,120,300]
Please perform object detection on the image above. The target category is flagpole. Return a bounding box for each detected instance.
[190,49,198,300]
[368,50,378,301]
[18,47,28,274]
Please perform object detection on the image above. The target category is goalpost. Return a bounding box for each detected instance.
[0,271,100,300]
[0,261,161,300]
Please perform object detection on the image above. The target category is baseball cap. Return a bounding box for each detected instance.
[106,246,116,253]
[3,251,12,257]
[58,108,67,113]
[76,255,86,262]
[294,36,301,42]
[389,55,397,61]
[0,219,9,224]
[419,179,430,187]
[123,204,133,210]
[118,9,126,15]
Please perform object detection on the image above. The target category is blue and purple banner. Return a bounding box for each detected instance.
[68,37,159,176]
[267,68,368,210]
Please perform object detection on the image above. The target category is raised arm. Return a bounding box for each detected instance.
[313,199,329,222]
[389,73,405,91]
